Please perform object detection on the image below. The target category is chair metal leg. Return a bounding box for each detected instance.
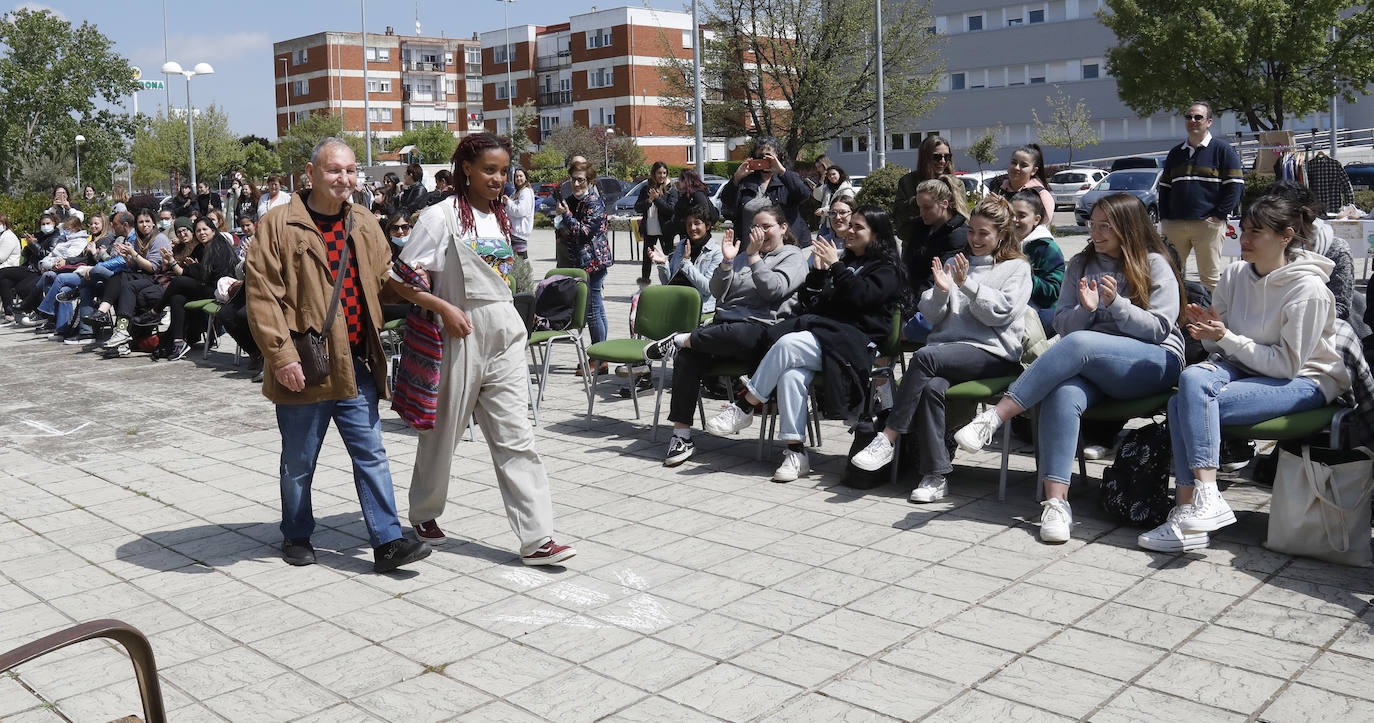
[628,369,641,420]
[1330,407,1350,448]
[526,365,540,427]
[998,421,1012,502]
[1076,433,1087,484]
[651,359,668,441]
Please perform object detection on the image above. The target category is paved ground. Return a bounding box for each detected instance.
[1,227,1371,722]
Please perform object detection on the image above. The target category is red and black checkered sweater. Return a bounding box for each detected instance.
[308,206,362,347]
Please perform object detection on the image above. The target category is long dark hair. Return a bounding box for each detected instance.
[678,168,707,194]
[450,132,514,239]
[682,203,714,261]
[844,205,913,312]
[915,135,955,181]
[1012,143,1049,186]
[824,164,849,190]
[648,161,670,191]
[1242,194,1314,263]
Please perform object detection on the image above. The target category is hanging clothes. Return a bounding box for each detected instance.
[1306,153,1355,212]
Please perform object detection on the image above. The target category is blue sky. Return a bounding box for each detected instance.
[18,0,660,139]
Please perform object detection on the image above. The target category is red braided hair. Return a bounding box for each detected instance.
[451,132,514,241]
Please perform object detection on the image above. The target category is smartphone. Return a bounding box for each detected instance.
[745,158,770,172]
[552,188,563,205]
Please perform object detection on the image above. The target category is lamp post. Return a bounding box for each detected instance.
[498,0,517,139]
[74,134,85,189]
[691,0,704,177]
[161,61,215,190]
[604,128,614,177]
[874,0,886,168]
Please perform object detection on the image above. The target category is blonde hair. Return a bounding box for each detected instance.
[915,175,970,219]
[969,195,1027,263]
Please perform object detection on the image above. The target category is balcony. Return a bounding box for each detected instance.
[402,89,448,105]
[537,90,572,107]
[404,61,445,73]
[535,50,571,71]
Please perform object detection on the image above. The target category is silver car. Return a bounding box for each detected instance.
[1049,167,1108,209]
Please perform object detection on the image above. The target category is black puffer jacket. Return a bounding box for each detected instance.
[798,252,901,344]
[902,213,968,298]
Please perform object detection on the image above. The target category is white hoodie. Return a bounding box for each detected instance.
[1203,250,1350,401]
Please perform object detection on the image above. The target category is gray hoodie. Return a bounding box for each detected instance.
[1203,250,1350,402]
[1054,250,1186,361]
[919,254,1032,361]
[708,243,808,323]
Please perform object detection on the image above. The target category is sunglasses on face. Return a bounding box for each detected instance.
[1184,114,1207,122]
[392,224,411,233]
[931,153,952,160]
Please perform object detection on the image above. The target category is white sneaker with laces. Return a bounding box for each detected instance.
[772,448,809,482]
[1177,487,1236,533]
[954,408,1002,453]
[909,475,948,503]
[1137,505,1211,552]
[706,404,753,436]
[1039,498,1072,543]
[851,433,895,471]
[102,328,131,349]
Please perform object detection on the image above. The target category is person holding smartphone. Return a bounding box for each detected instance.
[721,136,812,248]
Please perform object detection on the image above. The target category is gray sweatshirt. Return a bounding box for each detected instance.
[708,243,809,323]
[919,255,1032,361]
[1054,250,1186,361]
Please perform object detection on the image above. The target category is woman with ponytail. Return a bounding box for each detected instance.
[388,132,576,566]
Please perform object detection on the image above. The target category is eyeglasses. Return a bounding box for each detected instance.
[930,153,952,160]
[832,209,852,217]
[1087,221,1113,233]
[1184,114,1207,122]
[569,177,588,184]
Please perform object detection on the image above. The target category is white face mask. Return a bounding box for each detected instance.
[39,224,54,234]
[159,219,172,230]
[390,235,408,247]
[0,225,6,233]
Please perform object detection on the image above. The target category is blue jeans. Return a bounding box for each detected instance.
[38,272,84,332]
[1169,360,1325,487]
[746,331,821,442]
[1007,330,1182,485]
[587,268,608,344]
[274,357,404,548]
[1035,305,1055,334]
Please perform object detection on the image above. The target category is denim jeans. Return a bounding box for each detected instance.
[38,271,83,332]
[587,268,608,344]
[1169,360,1326,486]
[746,331,821,442]
[274,357,404,548]
[1007,330,1182,485]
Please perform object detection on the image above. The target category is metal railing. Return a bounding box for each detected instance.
[535,50,572,71]
[538,90,573,107]
[404,61,445,72]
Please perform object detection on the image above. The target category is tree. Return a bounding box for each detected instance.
[277,112,368,178]
[506,100,539,160]
[131,106,245,190]
[0,7,139,192]
[542,125,600,168]
[387,125,458,164]
[1032,87,1098,167]
[967,127,1002,175]
[659,0,944,160]
[241,141,283,183]
[1101,0,1374,131]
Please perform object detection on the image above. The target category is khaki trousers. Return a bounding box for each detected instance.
[408,298,553,555]
[1161,218,1226,290]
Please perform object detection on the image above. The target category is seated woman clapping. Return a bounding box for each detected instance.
[850,196,1031,501]
[1138,195,1351,553]
[704,206,906,482]
[953,193,1187,544]
[643,203,809,468]
[649,204,723,314]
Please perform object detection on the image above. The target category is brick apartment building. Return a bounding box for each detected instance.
[272,29,485,148]
[480,6,732,167]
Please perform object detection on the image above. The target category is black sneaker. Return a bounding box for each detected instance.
[664,435,695,467]
[617,374,654,398]
[168,340,191,361]
[132,309,163,327]
[374,538,431,573]
[82,309,112,328]
[1219,439,1255,472]
[282,538,315,566]
[55,288,78,303]
[34,321,55,334]
[643,335,678,361]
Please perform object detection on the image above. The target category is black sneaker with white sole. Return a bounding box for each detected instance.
[643,335,678,361]
[664,435,695,467]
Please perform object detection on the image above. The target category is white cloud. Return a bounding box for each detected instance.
[13,2,67,20]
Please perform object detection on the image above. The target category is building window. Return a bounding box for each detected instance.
[1029,9,1045,23]
[540,115,560,133]
[294,110,308,123]
[1030,75,1046,84]
[682,30,693,48]
[857,135,868,152]
[1083,63,1099,80]
[908,132,921,147]
[588,67,613,89]
[292,79,308,95]
[587,28,612,49]
[365,46,391,62]
[891,133,905,150]
[495,82,509,100]
[445,79,456,93]
[841,137,854,153]
[367,108,393,123]
[950,73,965,90]
[967,15,983,31]
[1007,17,1023,26]
[925,26,936,35]
[445,52,453,65]
[367,79,392,93]
[686,144,695,164]
[493,44,509,63]
[465,48,481,66]
[292,49,307,65]
[446,109,457,123]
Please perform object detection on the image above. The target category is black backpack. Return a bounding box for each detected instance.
[1097,421,1174,528]
[533,275,581,331]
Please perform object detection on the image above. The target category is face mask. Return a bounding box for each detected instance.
[390,235,408,247]
[39,224,54,234]
[0,225,6,233]
[159,219,172,230]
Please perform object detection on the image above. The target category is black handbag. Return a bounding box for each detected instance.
[292,213,353,386]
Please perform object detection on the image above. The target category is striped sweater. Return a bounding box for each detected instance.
[1159,135,1244,221]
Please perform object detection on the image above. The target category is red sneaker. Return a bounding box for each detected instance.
[412,520,446,545]
[522,540,576,566]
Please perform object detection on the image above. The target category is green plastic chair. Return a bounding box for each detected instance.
[945,375,1020,500]
[585,285,701,425]
[1223,405,1350,448]
[183,298,231,363]
[1071,390,1175,484]
[527,268,590,423]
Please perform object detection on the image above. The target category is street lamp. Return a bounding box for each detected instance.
[161,60,215,190]
[604,128,614,176]
[74,134,85,189]
[498,0,517,140]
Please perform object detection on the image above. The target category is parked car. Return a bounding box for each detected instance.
[1345,162,1374,191]
[1109,156,1162,172]
[1075,168,1164,225]
[612,180,646,214]
[1048,167,1108,210]
[954,173,991,199]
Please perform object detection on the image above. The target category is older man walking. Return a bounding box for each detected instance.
[1159,102,1244,290]
[247,138,430,573]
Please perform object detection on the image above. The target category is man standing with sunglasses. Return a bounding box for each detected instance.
[1159,102,1244,290]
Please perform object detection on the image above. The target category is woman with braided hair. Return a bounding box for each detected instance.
[388,132,576,566]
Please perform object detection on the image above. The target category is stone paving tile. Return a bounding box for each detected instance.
[5,237,1374,721]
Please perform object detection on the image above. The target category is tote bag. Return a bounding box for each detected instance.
[390,258,443,431]
[1265,442,1374,567]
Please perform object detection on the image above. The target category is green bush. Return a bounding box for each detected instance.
[705,161,744,178]
[854,163,911,227]
[1354,190,1374,212]
[0,193,60,236]
[1240,172,1275,213]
